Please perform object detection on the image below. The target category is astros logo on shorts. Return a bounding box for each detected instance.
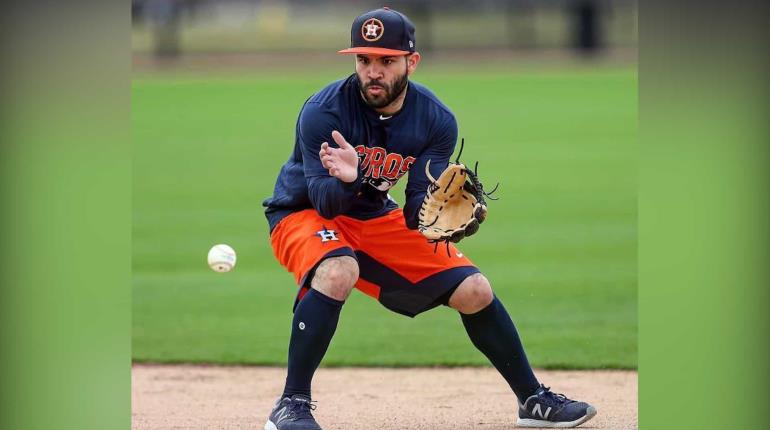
[361,18,384,42]
[315,227,339,242]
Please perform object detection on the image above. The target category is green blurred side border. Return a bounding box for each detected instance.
[640,0,769,429]
[0,2,130,430]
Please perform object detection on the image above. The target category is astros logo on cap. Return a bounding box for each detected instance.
[361,18,384,42]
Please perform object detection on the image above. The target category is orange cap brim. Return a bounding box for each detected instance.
[338,47,411,56]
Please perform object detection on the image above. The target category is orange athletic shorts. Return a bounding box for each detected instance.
[270,208,479,317]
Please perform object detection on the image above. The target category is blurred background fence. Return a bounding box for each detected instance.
[132,0,637,62]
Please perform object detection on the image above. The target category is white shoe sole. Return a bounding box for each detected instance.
[264,420,277,430]
[516,406,597,428]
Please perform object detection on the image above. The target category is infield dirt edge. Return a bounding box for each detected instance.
[132,364,637,429]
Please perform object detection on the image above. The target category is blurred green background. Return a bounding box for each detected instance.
[132,0,637,369]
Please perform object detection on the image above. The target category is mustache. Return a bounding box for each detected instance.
[365,80,388,90]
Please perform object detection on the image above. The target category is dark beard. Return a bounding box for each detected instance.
[359,71,409,109]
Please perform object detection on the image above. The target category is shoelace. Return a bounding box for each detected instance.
[287,398,317,420]
[538,385,575,406]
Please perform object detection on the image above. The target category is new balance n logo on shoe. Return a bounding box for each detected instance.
[531,403,552,420]
[273,405,291,423]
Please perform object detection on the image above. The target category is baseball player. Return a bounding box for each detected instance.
[262,7,597,429]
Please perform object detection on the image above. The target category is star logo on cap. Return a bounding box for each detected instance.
[361,18,384,42]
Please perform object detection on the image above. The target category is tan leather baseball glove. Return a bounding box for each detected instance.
[417,139,498,248]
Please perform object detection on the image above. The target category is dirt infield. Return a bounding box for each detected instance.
[132,365,637,430]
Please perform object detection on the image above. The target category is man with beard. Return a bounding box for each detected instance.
[261,7,596,430]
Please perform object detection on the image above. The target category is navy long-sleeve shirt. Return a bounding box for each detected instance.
[263,74,458,233]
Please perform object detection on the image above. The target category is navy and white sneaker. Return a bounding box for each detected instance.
[264,394,322,430]
[517,384,597,428]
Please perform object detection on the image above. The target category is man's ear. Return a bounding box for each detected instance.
[407,52,421,74]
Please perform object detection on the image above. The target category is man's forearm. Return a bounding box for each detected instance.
[307,175,362,219]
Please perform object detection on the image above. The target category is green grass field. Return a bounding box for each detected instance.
[133,65,637,369]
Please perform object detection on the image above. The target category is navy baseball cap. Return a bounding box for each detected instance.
[338,7,416,56]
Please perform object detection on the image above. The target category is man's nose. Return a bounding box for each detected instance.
[366,64,384,80]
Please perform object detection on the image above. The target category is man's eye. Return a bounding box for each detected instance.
[384,59,393,65]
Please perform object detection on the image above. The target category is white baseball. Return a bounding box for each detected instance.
[208,244,236,273]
